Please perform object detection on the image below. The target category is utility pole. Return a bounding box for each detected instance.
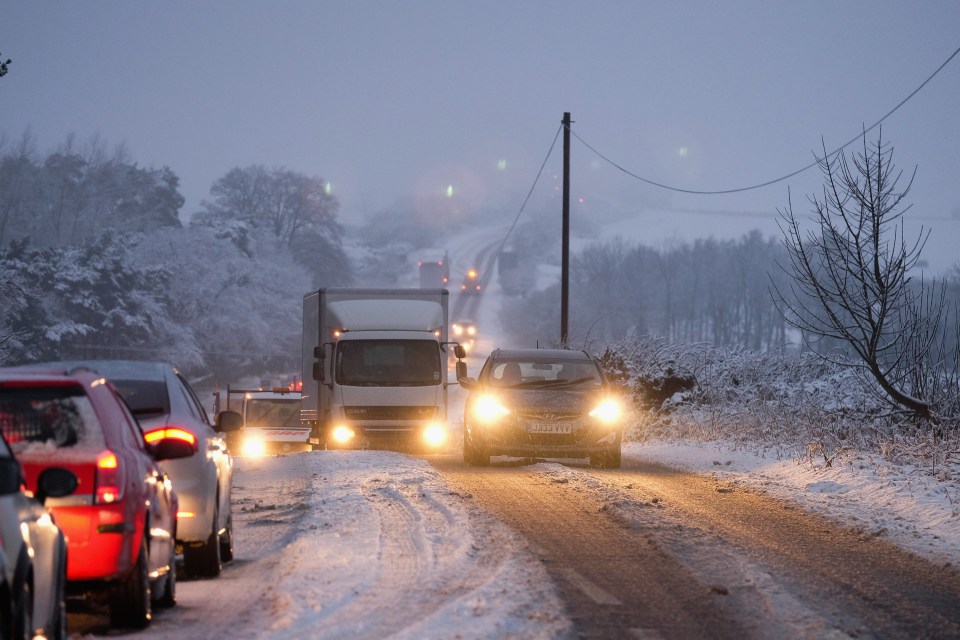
[561,112,571,346]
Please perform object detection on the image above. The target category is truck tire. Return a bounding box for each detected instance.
[109,536,151,629]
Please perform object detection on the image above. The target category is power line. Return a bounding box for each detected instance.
[571,43,960,195]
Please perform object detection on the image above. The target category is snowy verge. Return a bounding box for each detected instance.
[626,440,960,567]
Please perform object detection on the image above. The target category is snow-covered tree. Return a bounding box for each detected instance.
[192,165,350,287]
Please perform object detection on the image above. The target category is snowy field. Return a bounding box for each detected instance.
[86,436,959,640]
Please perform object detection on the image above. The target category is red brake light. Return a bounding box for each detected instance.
[144,427,197,447]
[95,450,122,504]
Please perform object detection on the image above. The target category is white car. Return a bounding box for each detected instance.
[48,361,240,579]
[0,432,73,640]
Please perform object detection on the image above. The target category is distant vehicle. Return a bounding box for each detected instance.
[417,251,450,289]
[0,431,73,640]
[459,348,625,468]
[32,361,241,579]
[303,288,467,451]
[223,387,310,456]
[0,366,193,629]
[460,268,481,294]
[451,319,478,353]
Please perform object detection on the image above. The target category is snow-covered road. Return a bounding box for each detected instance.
[67,439,960,639]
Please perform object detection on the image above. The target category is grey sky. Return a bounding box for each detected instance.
[2,1,958,268]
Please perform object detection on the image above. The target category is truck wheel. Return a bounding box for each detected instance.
[109,536,151,629]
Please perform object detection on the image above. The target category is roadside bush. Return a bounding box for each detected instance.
[601,336,960,474]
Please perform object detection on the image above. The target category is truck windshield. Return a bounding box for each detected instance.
[336,339,441,387]
[245,399,300,428]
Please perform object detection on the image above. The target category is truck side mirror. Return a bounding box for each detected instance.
[312,360,325,383]
[314,345,324,359]
[456,360,467,382]
[453,344,466,360]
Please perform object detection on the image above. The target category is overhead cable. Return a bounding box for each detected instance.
[571,43,960,195]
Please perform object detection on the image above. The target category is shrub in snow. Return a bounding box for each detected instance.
[598,336,960,474]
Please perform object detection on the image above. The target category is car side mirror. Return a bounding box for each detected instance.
[36,467,79,504]
[215,410,244,433]
[459,376,478,390]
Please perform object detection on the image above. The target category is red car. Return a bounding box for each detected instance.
[0,366,194,629]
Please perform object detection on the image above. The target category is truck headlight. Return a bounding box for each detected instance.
[241,434,267,457]
[331,425,355,444]
[422,423,447,448]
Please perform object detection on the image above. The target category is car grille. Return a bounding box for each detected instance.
[344,406,436,421]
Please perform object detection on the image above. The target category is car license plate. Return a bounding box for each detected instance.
[527,421,573,434]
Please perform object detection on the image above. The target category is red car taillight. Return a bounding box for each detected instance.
[143,427,198,450]
[94,450,123,504]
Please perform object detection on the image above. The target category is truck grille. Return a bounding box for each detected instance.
[344,406,436,421]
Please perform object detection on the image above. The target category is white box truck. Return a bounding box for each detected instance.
[301,288,466,451]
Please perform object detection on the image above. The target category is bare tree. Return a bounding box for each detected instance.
[772,131,943,421]
[0,53,10,79]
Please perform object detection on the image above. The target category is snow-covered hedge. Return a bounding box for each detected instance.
[601,338,960,474]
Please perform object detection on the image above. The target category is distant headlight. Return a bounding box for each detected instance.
[453,325,464,336]
[473,395,510,423]
[589,399,622,424]
[241,434,267,457]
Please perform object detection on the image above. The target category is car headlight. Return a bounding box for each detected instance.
[473,395,510,423]
[241,434,267,457]
[589,399,622,424]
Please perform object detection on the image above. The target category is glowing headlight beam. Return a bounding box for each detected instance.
[473,396,509,423]
[589,399,622,424]
[331,425,355,445]
[423,423,448,448]
[241,435,267,457]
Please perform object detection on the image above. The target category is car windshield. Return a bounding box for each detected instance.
[245,399,300,428]
[0,385,105,450]
[109,379,170,415]
[488,360,602,388]
[336,339,441,387]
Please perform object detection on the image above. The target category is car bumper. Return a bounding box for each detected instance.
[475,426,621,459]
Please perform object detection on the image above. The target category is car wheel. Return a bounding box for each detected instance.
[49,548,68,640]
[589,444,622,469]
[154,540,176,608]
[109,536,151,629]
[184,511,222,579]
[463,429,489,466]
[13,572,33,640]
[219,512,234,563]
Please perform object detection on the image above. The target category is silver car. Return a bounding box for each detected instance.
[46,361,240,578]
[0,432,74,640]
